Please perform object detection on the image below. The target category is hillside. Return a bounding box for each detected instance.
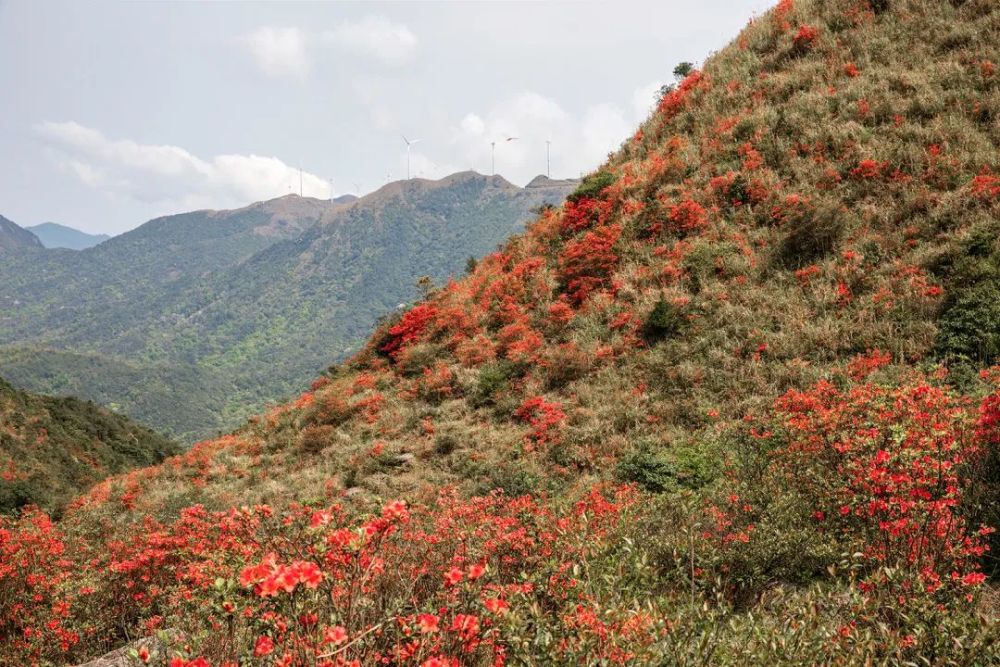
[0,214,42,252]
[2,0,999,665]
[26,222,110,250]
[0,174,575,441]
[0,375,178,515]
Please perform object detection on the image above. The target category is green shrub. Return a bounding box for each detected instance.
[642,297,684,343]
[935,282,1000,365]
[617,442,719,493]
[482,464,539,497]
[434,431,458,456]
[470,361,519,408]
[567,170,616,202]
[616,448,676,493]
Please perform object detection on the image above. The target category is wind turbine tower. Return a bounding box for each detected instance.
[402,135,421,180]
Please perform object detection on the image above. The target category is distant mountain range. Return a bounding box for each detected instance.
[25,222,111,250]
[0,172,577,442]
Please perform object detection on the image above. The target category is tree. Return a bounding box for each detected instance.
[673,61,694,80]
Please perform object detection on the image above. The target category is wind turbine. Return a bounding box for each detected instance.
[491,136,518,176]
[545,139,552,178]
[402,135,421,180]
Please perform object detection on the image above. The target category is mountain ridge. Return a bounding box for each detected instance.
[0,172,578,441]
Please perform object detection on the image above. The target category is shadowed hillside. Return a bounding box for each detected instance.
[0,214,42,252]
[2,1,999,664]
[0,376,178,515]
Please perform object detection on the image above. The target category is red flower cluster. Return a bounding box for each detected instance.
[515,396,567,447]
[792,24,819,51]
[666,199,709,234]
[381,303,439,358]
[558,223,622,305]
[970,167,999,201]
[771,381,993,601]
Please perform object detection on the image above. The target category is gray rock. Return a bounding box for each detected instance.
[75,629,182,667]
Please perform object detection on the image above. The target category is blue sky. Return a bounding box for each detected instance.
[0,0,774,234]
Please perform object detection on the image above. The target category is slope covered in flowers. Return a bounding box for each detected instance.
[4,0,1000,664]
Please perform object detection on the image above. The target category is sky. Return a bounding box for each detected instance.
[0,0,775,235]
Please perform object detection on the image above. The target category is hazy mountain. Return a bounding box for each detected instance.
[0,214,43,252]
[26,222,111,250]
[0,173,576,442]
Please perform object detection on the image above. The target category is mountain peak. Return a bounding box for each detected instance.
[525,174,581,189]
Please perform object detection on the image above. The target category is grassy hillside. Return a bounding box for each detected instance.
[2,0,999,664]
[0,175,574,442]
[0,376,178,515]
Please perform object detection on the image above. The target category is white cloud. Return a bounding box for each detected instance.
[241,27,310,80]
[632,80,666,121]
[449,92,631,183]
[241,17,418,79]
[323,16,418,66]
[36,121,333,210]
[460,113,485,136]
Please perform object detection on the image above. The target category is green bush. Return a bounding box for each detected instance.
[616,448,677,493]
[567,170,616,202]
[470,361,519,408]
[935,282,1000,365]
[642,297,684,343]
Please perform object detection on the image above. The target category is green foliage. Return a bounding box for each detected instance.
[616,448,676,492]
[673,61,694,79]
[642,297,684,343]
[470,361,519,408]
[935,283,1000,365]
[934,226,1000,366]
[567,170,615,202]
[616,441,718,493]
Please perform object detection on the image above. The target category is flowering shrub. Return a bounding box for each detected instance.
[0,488,661,666]
[514,396,566,447]
[381,304,439,359]
[558,223,622,304]
[792,25,819,53]
[666,199,709,234]
[709,380,995,623]
[970,167,999,202]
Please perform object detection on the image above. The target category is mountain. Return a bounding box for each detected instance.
[25,222,110,250]
[0,374,178,515]
[0,174,576,442]
[4,1,1000,665]
[0,214,42,252]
